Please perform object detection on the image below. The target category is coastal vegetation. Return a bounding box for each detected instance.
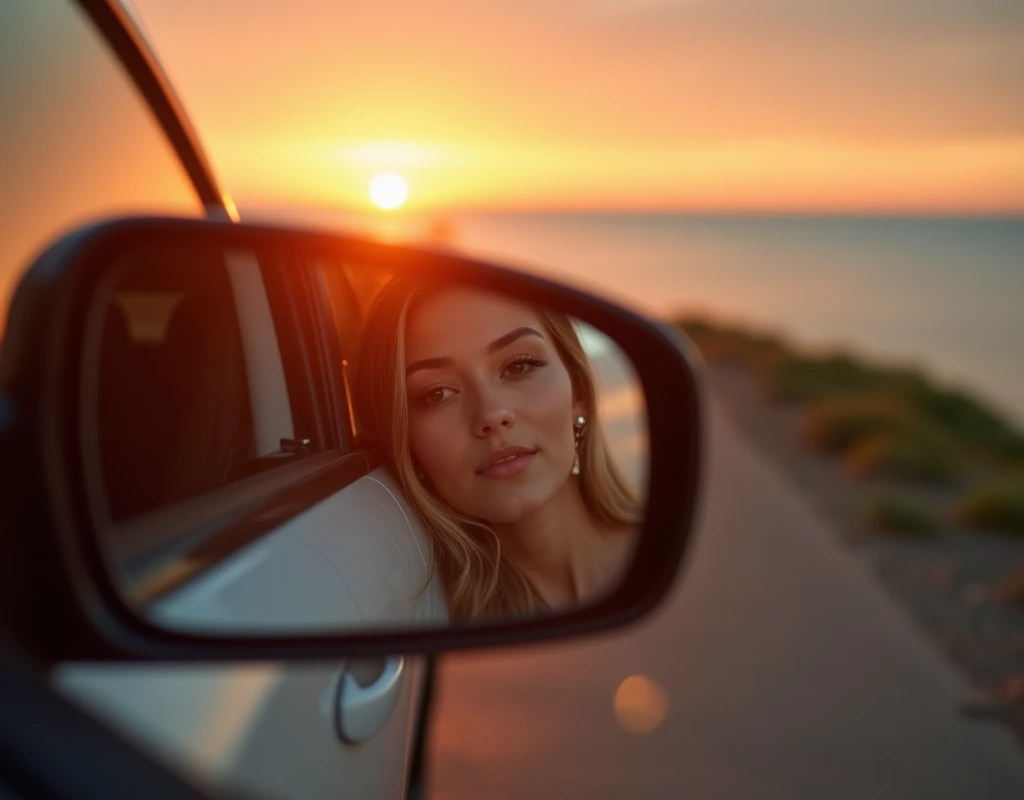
[676,314,1024,740]
[676,315,1024,534]
[955,480,1024,536]
[864,492,942,537]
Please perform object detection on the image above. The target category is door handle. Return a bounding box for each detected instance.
[335,657,405,744]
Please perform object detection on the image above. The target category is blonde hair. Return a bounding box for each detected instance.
[350,275,639,620]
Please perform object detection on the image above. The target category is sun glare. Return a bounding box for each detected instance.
[369,173,409,210]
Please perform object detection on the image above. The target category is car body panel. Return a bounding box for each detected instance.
[0,1,445,797]
[151,469,449,633]
[55,657,427,799]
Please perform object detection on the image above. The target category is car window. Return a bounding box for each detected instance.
[93,250,299,524]
[0,0,203,335]
[314,262,379,441]
[83,244,369,602]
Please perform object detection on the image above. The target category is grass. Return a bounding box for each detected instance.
[675,316,791,377]
[843,432,962,486]
[907,385,1024,466]
[864,492,943,537]
[801,393,921,454]
[954,479,1024,536]
[676,317,1024,479]
[782,365,1024,467]
[766,353,927,405]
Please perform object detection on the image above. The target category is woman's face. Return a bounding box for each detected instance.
[404,287,583,524]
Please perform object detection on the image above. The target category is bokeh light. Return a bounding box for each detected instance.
[614,674,669,734]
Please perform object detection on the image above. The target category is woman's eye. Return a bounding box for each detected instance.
[419,386,457,406]
[502,356,546,378]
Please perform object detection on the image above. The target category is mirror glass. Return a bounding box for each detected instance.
[80,237,649,634]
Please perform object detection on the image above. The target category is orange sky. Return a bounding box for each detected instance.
[130,0,1024,214]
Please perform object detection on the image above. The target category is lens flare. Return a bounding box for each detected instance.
[614,674,669,734]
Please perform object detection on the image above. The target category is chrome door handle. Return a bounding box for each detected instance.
[335,657,405,744]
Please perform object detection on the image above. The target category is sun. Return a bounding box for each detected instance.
[369,173,409,210]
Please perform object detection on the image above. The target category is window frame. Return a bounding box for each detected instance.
[84,254,375,605]
[309,260,370,446]
[258,258,346,456]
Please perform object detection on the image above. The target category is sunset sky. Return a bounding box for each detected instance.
[129,0,1024,214]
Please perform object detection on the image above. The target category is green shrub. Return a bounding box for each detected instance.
[674,317,791,375]
[765,353,926,404]
[955,480,1024,535]
[802,394,918,454]
[675,316,718,339]
[907,386,1024,464]
[865,493,942,536]
[674,316,1024,467]
[843,432,962,486]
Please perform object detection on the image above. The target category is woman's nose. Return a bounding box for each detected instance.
[472,391,514,437]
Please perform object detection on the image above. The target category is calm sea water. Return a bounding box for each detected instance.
[446,213,1024,427]
[258,208,1024,426]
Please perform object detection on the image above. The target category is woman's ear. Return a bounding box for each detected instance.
[571,396,587,421]
[569,372,589,421]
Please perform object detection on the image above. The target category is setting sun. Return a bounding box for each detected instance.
[369,173,409,210]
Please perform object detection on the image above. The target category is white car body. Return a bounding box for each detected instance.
[2,2,448,798]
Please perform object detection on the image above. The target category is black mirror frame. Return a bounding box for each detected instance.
[1,216,704,662]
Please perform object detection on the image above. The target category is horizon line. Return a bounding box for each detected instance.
[238,201,1024,221]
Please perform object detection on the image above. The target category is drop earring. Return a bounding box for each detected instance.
[572,415,586,476]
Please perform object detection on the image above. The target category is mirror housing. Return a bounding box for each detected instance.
[0,216,704,661]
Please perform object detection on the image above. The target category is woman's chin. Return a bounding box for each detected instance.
[478,504,538,527]
[442,470,571,526]
[478,471,577,525]
[475,489,556,526]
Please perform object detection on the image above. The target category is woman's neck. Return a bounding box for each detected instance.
[491,479,624,608]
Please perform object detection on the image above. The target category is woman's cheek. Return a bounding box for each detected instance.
[518,369,573,429]
[407,416,436,476]
[410,408,462,478]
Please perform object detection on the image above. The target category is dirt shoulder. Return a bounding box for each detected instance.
[702,359,1024,746]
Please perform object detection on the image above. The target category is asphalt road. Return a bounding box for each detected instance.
[425,395,1024,799]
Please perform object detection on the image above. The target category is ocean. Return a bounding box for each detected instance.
[253,208,1024,427]
[443,213,1024,427]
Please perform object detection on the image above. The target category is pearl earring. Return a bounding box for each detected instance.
[572,415,586,476]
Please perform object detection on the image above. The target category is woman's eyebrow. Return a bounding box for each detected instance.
[406,356,454,377]
[406,327,543,377]
[486,326,543,354]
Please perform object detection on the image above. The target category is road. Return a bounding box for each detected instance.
[425,393,1024,799]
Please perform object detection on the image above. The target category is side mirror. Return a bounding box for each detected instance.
[0,216,703,661]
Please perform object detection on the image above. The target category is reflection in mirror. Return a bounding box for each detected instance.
[80,240,649,636]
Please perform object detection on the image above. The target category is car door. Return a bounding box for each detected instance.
[57,240,447,799]
[1,2,444,798]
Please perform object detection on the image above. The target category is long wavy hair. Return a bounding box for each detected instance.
[350,274,640,620]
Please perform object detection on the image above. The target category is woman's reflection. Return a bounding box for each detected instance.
[351,278,640,620]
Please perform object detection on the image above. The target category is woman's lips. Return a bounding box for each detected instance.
[478,451,536,479]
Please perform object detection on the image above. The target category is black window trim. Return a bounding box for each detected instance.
[306,262,357,449]
[257,257,332,454]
